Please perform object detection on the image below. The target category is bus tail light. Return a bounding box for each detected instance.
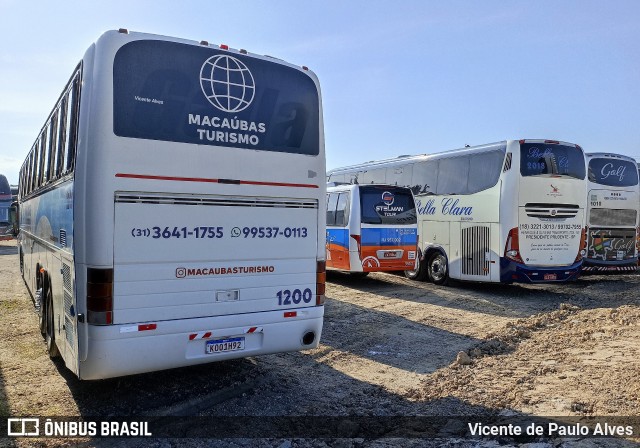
[87,268,113,325]
[636,226,639,257]
[350,234,361,254]
[316,260,326,305]
[575,227,587,262]
[504,227,524,264]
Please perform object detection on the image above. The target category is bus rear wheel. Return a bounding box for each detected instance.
[427,252,449,285]
[45,284,60,358]
[405,254,428,281]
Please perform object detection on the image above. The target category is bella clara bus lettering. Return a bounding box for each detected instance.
[416,198,473,216]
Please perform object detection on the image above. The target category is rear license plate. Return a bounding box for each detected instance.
[205,337,245,354]
[543,273,557,280]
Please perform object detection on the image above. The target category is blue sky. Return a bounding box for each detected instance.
[1,0,639,184]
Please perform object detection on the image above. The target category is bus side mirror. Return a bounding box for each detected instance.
[9,202,18,236]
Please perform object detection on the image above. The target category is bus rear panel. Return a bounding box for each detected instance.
[326,184,417,274]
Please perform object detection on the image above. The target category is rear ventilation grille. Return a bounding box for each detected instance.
[461,226,490,276]
[62,263,72,290]
[524,203,579,219]
[502,152,512,172]
[115,193,318,209]
[59,229,67,248]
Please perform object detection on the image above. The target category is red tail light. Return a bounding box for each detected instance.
[87,268,113,325]
[350,234,361,255]
[504,227,524,263]
[575,227,587,263]
[316,260,326,306]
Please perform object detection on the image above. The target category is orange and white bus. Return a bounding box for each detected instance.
[326,184,417,276]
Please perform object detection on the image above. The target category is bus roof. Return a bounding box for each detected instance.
[586,152,637,163]
[327,141,507,175]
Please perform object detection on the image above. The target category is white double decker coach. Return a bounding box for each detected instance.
[17,30,326,379]
[584,153,639,272]
[328,140,587,285]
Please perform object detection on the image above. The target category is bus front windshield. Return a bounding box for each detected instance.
[360,186,416,225]
[520,143,585,179]
[588,158,639,187]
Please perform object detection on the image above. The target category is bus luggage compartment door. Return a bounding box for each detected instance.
[112,193,319,324]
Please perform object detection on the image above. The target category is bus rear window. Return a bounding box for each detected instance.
[520,143,585,179]
[360,186,416,225]
[588,158,639,187]
[113,40,320,156]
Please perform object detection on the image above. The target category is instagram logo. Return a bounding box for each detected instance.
[176,268,186,278]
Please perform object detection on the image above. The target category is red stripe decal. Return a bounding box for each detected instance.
[202,332,212,339]
[284,311,297,318]
[248,327,257,333]
[116,173,318,189]
[189,334,197,340]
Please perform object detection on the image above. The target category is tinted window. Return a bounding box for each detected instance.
[411,160,438,195]
[0,175,10,196]
[326,193,338,226]
[588,158,639,187]
[520,143,585,179]
[361,168,386,184]
[335,193,349,226]
[360,186,416,225]
[467,150,505,193]
[113,40,320,156]
[436,156,470,195]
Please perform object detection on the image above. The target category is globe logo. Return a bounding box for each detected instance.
[200,55,255,113]
[382,191,395,206]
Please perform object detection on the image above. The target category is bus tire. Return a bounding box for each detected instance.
[427,252,449,286]
[37,269,46,335]
[404,255,428,281]
[45,282,60,358]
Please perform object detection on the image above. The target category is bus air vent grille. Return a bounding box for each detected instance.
[524,203,579,219]
[62,264,72,290]
[115,193,318,209]
[502,152,512,172]
[461,225,490,276]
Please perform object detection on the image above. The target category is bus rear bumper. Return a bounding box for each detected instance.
[582,258,638,273]
[79,307,324,380]
[499,258,582,284]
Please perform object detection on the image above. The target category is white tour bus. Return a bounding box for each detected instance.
[583,153,639,272]
[16,30,326,379]
[326,184,417,275]
[327,140,587,285]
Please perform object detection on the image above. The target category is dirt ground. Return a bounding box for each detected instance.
[1,237,639,447]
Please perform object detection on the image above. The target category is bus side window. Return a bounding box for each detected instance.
[335,193,349,226]
[467,150,504,193]
[326,193,338,226]
[436,156,470,195]
[412,160,438,194]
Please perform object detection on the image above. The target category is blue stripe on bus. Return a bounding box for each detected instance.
[326,228,349,250]
[361,228,417,247]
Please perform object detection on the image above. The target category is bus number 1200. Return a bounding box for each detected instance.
[277,288,313,305]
